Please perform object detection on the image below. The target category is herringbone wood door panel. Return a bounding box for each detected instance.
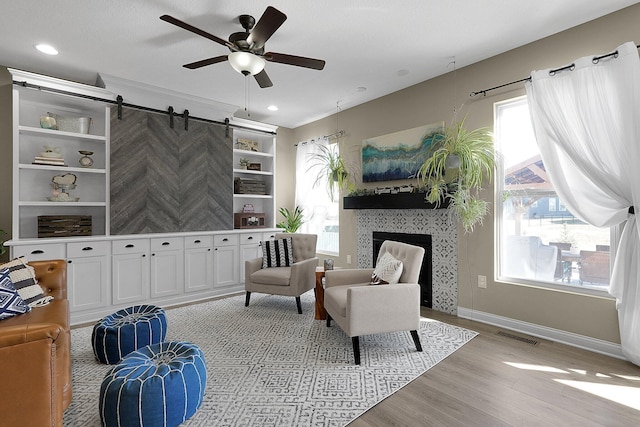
[110,108,232,234]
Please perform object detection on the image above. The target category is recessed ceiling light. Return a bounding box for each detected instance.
[267,105,278,111]
[355,86,367,93]
[35,44,59,55]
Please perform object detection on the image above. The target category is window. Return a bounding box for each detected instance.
[495,96,610,291]
[295,139,339,255]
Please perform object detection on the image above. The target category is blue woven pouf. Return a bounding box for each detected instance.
[92,304,167,364]
[99,341,207,427]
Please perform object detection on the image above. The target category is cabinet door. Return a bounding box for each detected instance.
[67,256,109,312]
[184,247,214,292]
[240,243,262,283]
[150,250,184,298]
[213,245,239,288]
[112,252,150,304]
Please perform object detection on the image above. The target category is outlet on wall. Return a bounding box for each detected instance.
[478,275,487,288]
[347,255,352,264]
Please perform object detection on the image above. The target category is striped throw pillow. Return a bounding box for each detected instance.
[262,238,294,268]
[0,257,54,307]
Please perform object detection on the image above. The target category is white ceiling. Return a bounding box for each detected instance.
[1,0,638,128]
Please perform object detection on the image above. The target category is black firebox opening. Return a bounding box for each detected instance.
[372,231,433,308]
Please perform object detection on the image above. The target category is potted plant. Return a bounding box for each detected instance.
[276,206,305,233]
[239,158,250,169]
[417,117,496,233]
[308,144,355,202]
[0,229,6,257]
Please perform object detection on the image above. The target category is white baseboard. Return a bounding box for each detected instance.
[457,307,625,360]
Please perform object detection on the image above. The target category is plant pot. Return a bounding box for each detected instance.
[445,154,461,169]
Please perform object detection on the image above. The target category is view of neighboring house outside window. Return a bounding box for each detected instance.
[495,96,611,292]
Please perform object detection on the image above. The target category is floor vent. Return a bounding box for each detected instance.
[497,331,539,346]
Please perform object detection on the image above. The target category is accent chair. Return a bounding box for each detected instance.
[245,233,318,313]
[324,240,425,364]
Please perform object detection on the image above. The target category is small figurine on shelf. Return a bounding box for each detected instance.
[239,158,250,169]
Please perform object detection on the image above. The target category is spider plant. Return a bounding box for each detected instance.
[417,117,496,233]
[307,144,355,202]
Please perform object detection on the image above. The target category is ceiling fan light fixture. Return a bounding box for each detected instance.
[228,51,265,76]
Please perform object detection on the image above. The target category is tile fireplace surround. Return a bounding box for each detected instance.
[356,209,458,314]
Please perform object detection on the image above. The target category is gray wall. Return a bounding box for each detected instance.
[277,4,640,344]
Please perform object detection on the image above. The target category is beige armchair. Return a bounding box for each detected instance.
[245,233,318,313]
[324,240,425,364]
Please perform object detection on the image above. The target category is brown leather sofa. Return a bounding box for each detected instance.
[0,260,71,426]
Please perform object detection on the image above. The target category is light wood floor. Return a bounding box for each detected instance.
[349,308,640,427]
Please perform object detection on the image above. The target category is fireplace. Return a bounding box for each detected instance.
[373,231,432,308]
[355,208,457,314]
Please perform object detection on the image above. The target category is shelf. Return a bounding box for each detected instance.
[233,194,272,199]
[19,164,106,174]
[343,193,450,210]
[233,168,273,176]
[233,149,273,158]
[19,125,106,142]
[19,201,107,207]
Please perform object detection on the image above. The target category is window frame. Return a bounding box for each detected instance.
[494,96,614,298]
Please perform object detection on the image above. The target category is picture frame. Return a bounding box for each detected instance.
[361,122,444,182]
[247,162,262,171]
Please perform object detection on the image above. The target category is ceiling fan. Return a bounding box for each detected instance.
[160,6,326,88]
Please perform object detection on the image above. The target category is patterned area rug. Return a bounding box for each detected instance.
[63,292,477,426]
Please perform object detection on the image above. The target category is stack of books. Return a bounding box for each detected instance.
[33,156,66,167]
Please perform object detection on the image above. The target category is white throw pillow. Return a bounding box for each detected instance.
[371,252,403,285]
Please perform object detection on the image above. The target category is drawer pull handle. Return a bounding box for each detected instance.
[222,238,228,242]
[142,254,146,257]
[194,239,201,244]
[82,247,93,251]
[162,242,170,246]
[31,250,44,254]
[247,236,253,240]
[125,244,135,248]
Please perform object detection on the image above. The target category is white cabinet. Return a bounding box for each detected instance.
[9,68,113,240]
[66,240,110,312]
[231,119,277,230]
[150,237,184,298]
[213,234,239,288]
[112,239,150,305]
[184,235,214,293]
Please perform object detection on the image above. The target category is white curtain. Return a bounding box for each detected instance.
[525,41,640,364]
[295,137,337,253]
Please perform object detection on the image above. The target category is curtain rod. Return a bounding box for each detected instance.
[469,44,640,98]
[294,130,345,147]
[12,80,277,136]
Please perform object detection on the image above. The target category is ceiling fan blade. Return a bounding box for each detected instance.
[183,55,228,69]
[264,52,326,70]
[160,15,229,47]
[246,6,287,50]
[254,70,273,88]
